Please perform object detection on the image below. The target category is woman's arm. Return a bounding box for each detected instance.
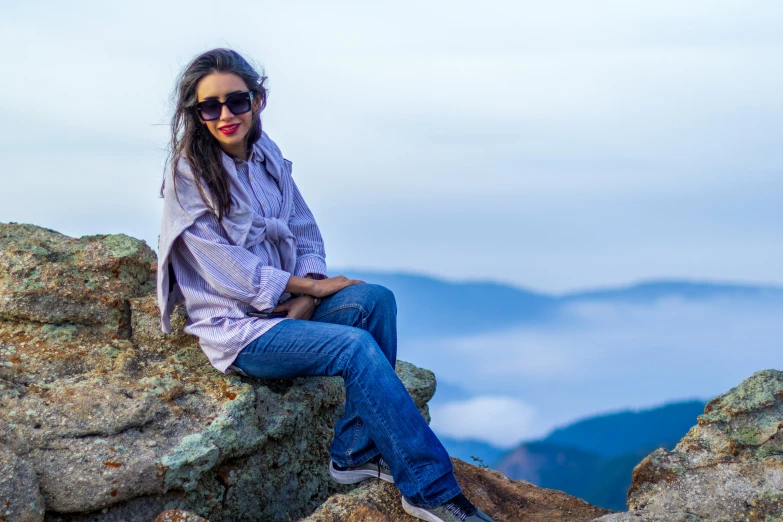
[288,175,327,279]
[174,212,291,312]
[174,213,363,311]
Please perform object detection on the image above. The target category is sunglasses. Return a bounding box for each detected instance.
[195,91,254,121]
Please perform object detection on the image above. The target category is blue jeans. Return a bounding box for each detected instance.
[232,283,461,508]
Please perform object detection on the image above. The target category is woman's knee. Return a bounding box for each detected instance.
[334,283,396,315]
[363,284,397,316]
[342,328,388,369]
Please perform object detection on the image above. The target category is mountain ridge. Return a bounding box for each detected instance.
[442,399,709,511]
[335,268,783,301]
[333,268,783,339]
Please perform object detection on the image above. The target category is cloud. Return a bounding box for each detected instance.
[405,296,783,445]
[430,396,541,448]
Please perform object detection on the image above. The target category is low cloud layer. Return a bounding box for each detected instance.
[430,396,540,448]
[411,297,783,446]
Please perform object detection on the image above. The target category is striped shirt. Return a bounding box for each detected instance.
[170,146,327,373]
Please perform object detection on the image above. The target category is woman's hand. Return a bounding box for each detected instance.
[310,275,365,298]
[272,295,317,321]
[283,275,364,299]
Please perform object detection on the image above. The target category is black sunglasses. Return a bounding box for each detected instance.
[195,91,254,121]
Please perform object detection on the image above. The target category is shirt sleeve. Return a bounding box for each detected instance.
[288,176,328,279]
[173,212,291,311]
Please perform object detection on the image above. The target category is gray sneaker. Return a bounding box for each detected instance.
[401,493,495,522]
[329,455,394,484]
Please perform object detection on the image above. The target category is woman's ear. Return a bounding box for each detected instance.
[252,92,262,114]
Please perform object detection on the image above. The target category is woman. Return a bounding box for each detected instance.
[157,48,495,522]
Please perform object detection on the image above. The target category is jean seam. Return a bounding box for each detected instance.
[348,352,426,495]
[345,416,363,466]
[312,303,367,323]
[350,449,380,467]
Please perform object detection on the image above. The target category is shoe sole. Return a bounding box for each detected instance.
[401,497,447,522]
[328,460,394,484]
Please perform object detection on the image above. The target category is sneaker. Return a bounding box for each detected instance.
[401,493,495,522]
[328,454,394,484]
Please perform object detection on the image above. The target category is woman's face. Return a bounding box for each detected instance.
[195,72,260,159]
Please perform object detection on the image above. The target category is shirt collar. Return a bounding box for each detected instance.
[231,142,265,166]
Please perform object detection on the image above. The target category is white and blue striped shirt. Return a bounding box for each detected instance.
[170,147,327,373]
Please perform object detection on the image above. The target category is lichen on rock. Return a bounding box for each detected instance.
[0,223,156,337]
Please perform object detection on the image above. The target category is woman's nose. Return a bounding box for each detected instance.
[219,104,234,120]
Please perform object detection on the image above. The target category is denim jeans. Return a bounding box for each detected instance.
[232,283,461,508]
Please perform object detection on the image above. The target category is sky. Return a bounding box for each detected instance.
[1,1,782,292]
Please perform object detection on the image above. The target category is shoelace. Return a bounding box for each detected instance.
[443,493,477,521]
[376,456,390,479]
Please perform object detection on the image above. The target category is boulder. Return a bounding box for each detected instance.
[0,223,434,522]
[303,457,613,521]
[0,223,156,337]
[592,369,783,522]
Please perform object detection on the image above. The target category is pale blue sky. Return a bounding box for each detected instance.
[1,1,781,292]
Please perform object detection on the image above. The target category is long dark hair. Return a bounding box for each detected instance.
[162,48,268,220]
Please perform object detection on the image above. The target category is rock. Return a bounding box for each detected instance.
[592,369,783,522]
[392,360,435,422]
[129,296,194,353]
[0,443,45,522]
[303,457,613,521]
[0,222,440,522]
[592,510,705,521]
[0,223,156,337]
[154,510,209,522]
[46,494,182,522]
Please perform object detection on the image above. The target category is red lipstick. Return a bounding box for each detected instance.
[219,124,240,135]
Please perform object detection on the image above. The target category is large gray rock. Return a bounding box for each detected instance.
[0,223,436,522]
[0,443,45,522]
[0,223,156,336]
[592,369,783,522]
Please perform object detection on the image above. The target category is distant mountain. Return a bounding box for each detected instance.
[492,400,708,511]
[495,441,606,498]
[336,269,556,338]
[334,269,783,339]
[542,400,707,457]
[564,280,783,304]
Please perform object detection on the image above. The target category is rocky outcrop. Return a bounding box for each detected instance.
[303,457,613,521]
[593,369,783,522]
[0,223,156,337]
[0,223,434,522]
[6,223,783,522]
